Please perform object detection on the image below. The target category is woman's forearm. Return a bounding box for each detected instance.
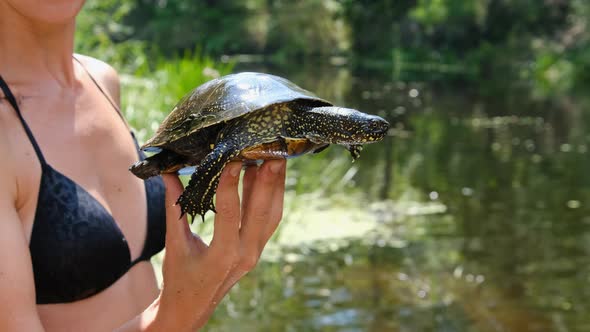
[113,296,161,332]
[114,292,217,332]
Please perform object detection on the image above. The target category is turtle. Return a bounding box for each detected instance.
[129,72,389,220]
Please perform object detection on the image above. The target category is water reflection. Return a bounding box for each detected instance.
[199,62,590,331]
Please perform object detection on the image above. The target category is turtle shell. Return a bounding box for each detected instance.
[142,72,331,149]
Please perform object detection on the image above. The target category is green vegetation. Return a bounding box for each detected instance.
[76,3,235,143]
[77,0,590,93]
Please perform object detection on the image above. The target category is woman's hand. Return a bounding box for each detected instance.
[155,159,286,331]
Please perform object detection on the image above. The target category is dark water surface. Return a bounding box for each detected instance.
[201,62,590,332]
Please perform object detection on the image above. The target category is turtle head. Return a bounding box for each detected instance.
[304,107,389,144]
[356,113,390,143]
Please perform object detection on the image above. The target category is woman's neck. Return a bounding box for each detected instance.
[0,1,77,88]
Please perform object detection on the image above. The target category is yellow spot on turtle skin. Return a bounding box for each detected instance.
[210,144,215,149]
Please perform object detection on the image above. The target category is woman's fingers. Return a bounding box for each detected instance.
[240,164,258,219]
[209,162,242,257]
[263,160,286,242]
[162,173,191,247]
[239,159,286,249]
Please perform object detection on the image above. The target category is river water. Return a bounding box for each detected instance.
[196,61,590,331]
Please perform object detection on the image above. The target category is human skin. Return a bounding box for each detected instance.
[0,1,287,331]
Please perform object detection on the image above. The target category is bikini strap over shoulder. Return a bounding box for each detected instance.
[0,75,47,165]
[73,56,131,130]
[73,57,145,160]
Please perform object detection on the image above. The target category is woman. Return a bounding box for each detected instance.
[0,1,286,331]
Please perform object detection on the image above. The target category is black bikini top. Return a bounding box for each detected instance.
[0,64,166,304]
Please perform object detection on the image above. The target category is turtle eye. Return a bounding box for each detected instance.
[364,117,389,135]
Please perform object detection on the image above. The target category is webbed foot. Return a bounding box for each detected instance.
[175,145,237,222]
[176,171,219,222]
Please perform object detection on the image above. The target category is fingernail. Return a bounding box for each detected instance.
[269,160,283,174]
[229,163,241,177]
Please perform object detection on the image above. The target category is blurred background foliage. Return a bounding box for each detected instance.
[76,0,590,91]
[75,1,590,331]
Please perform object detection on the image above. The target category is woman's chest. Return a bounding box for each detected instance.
[4,91,148,257]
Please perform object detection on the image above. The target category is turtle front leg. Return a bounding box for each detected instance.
[176,144,239,221]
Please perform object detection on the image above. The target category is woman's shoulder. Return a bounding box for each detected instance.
[74,54,121,105]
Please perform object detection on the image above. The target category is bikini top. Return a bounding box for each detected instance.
[0,64,166,305]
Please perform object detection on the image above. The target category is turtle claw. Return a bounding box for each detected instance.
[175,163,224,223]
[176,191,214,224]
[347,144,363,161]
